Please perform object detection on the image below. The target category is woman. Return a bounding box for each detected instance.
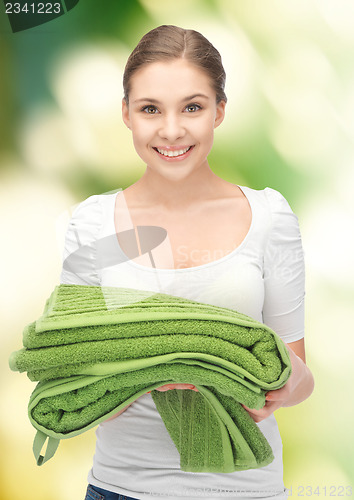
[61,25,314,500]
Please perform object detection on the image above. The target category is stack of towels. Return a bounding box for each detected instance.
[9,284,291,471]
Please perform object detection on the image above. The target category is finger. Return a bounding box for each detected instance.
[266,387,291,403]
[156,385,172,391]
[265,392,273,400]
[172,384,196,390]
[154,384,186,391]
[149,384,199,392]
[241,401,282,422]
[265,389,283,401]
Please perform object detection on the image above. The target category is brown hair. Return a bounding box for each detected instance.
[123,25,227,105]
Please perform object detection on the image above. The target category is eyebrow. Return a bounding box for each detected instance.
[132,93,210,104]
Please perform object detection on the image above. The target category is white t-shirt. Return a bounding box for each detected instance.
[60,185,305,500]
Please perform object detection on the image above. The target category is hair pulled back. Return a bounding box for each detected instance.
[123,25,227,105]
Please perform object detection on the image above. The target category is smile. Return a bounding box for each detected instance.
[153,146,194,158]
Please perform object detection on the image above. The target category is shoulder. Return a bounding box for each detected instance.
[254,188,303,258]
[262,187,300,241]
[240,185,302,253]
[63,189,121,249]
[68,189,120,229]
[262,187,297,218]
[241,185,295,215]
[69,193,103,220]
[241,185,299,229]
[60,190,119,285]
[64,194,103,246]
[68,194,98,222]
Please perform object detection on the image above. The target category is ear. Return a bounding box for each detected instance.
[122,98,131,130]
[214,100,226,129]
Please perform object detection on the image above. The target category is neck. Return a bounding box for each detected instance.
[131,162,224,211]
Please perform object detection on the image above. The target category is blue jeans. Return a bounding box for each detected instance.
[85,484,139,500]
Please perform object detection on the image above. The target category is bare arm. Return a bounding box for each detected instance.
[242,338,315,422]
[279,338,315,407]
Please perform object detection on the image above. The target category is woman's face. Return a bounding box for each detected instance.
[122,58,226,181]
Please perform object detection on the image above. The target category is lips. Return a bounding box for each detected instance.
[153,145,194,159]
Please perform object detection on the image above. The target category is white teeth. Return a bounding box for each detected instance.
[156,146,191,157]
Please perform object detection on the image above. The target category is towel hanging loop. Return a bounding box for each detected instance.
[33,431,60,466]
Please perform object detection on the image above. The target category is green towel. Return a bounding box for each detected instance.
[9,284,291,471]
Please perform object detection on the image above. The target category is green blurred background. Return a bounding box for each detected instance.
[1,0,353,498]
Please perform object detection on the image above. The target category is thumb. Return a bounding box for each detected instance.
[265,388,283,400]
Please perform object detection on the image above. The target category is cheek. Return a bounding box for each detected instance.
[194,112,216,136]
[197,120,215,144]
[130,120,152,147]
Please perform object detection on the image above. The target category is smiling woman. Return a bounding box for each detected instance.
[57,24,314,500]
[121,58,225,178]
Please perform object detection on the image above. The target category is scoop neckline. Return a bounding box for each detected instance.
[110,185,254,273]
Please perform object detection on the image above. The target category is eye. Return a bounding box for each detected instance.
[142,105,159,114]
[185,103,201,113]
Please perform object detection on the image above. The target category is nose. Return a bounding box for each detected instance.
[158,112,185,142]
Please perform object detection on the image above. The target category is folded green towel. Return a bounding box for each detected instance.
[9,284,291,471]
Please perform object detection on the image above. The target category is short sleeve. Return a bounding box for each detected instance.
[60,195,102,286]
[262,188,305,343]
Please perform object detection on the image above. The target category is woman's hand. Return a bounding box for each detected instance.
[147,383,199,393]
[241,387,289,423]
[242,343,314,423]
